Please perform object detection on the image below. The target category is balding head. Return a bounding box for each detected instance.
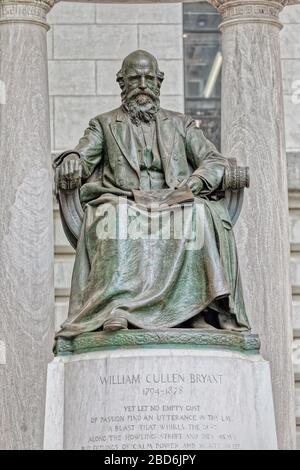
[117,50,164,125]
[117,50,164,87]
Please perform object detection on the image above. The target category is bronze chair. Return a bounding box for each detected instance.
[53,153,249,249]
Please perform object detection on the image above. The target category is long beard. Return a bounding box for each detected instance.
[122,91,160,125]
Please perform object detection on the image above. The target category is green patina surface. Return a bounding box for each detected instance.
[55,329,260,356]
[55,50,250,342]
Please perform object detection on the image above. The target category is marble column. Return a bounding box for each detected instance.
[209,0,295,449]
[0,0,54,449]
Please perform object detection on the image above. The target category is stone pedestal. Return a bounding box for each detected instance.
[44,335,277,450]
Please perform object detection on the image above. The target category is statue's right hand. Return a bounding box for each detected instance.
[59,157,82,190]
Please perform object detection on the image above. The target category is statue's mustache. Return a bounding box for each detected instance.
[122,86,160,125]
[125,88,158,102]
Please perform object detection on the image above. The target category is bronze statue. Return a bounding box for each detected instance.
[55,50,250,340]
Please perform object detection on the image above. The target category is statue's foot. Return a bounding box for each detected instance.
[103,316,128,332]
[190,313,217,330]
[218,313,249,332]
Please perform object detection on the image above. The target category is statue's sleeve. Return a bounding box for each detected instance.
[185,116,228,194]
[74,117,104,179]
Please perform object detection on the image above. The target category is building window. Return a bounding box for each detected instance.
[183,2,222,149]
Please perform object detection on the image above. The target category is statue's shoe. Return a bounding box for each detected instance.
[218,313,249,332]
[190,314,216,330]
[103,316,128,332]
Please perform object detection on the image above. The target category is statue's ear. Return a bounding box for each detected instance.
[116,70,125,90]
[157,70,164,88]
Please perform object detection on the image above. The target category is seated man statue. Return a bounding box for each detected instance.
[56,50,250,338]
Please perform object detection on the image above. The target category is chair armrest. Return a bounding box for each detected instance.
[223,158,250,226]
[223,158,250,191]
[53,151,84,250]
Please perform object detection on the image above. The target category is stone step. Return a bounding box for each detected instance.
[294,339,300,381]
[289,192,300,211]
[294,297,300,338]
[54,297,69,332]
[296,383,300,425]
[291,253,300,295]
[54,254,74,297]
[290,208,300,252]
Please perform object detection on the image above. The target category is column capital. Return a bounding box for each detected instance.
[209,0,288,30]
[0,0,54,30]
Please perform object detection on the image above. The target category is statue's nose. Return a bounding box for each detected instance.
[139,76,146,89]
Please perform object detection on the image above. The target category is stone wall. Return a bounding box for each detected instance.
[48,2,184,153]
[48,1,300,448]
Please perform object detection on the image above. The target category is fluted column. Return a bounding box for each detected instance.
[0,0,54,449]
[210,0,295,449]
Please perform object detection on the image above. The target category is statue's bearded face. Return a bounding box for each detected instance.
[117,51,163,125]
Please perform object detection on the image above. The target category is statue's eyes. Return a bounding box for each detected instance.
[128,75,155,81]
[128,76,139,83]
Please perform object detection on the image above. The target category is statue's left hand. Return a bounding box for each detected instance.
[186,175,204,195]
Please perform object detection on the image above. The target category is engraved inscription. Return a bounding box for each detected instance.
[85,405,239,450]
[66,370,244,450]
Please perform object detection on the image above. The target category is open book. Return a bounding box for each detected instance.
[132,186,194,209]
